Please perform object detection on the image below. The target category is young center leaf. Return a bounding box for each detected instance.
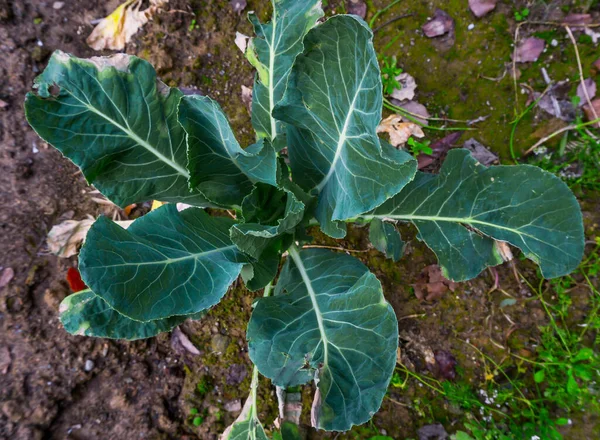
[24,52,211,207]
[79,205,247,322]
[230,183,305,260]
[273,15,417,238]
[247,248,398,431]
[178,95,278,207]
[60,290,204,340]
[247,0,323,148]
[367,149,585,280]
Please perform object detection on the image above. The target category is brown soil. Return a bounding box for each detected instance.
[0,1,599,440]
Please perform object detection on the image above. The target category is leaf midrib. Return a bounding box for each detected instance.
[315,67,370,192]
[95,244,238,268]
[288,246,330,365]
[268,0,278,140]
[66,90,191,179]
[365,214,577,260]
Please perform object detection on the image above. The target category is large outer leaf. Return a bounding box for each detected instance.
[247,248,398,431]
[59,290,203,340]
[273,16,417,238]
[79,205,246,322]
[247,0,323,146]
[370,149,584,280]
[178,95,278,207]
[24,51,210,207]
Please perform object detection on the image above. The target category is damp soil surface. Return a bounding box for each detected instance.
[0,1,599,439]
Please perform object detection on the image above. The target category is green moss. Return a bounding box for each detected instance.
[196,375,213,396]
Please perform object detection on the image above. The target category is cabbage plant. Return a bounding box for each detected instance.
[24,2,584,436]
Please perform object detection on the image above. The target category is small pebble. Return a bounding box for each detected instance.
[468,23,475,30]
[53,1,65,9]
[551,39,558,47]
[84,360,95,372]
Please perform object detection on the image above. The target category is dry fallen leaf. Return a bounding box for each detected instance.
[234,31,249,54]
[171,327,201,355]
[584,27,600,45]
[47,218,132,258]
[433,349,457,380]
[0,267,14,289]
[583,98,600,127]
[563,13,592,26]
[241,85,253,113]
[87,0,169,51]
[532,81,576,121]
[377,114,425,148]
[468,0,498,18]
[229,0,247,14]
[414,264,457,302]
[390,72,417,102]
[417,131,463,170]
[390,99,430,125]
[422,9,454,38]
[513,37,545,63]
[495,241,514,262]
[346,0,367,19]
[47,218,95,258]
[463,138,499,166]
[576,78,597,107]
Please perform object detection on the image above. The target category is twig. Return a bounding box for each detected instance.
[398,313,426,321]
[523,117,600,156]
[512,23,525,114]
[383,99,476,131]
[373,13,412,33]
[525,20,600,28]
[565,26,598,120]
[385,396,409,407]
[167,9,195,16]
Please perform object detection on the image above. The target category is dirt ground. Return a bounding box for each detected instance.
[0,1,599,439]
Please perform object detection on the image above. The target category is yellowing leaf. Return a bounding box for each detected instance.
[87,0,169,51]
[377,114,425,148]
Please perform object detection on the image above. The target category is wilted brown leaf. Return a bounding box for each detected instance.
[413,264,457,302]
[87,0,169,51]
